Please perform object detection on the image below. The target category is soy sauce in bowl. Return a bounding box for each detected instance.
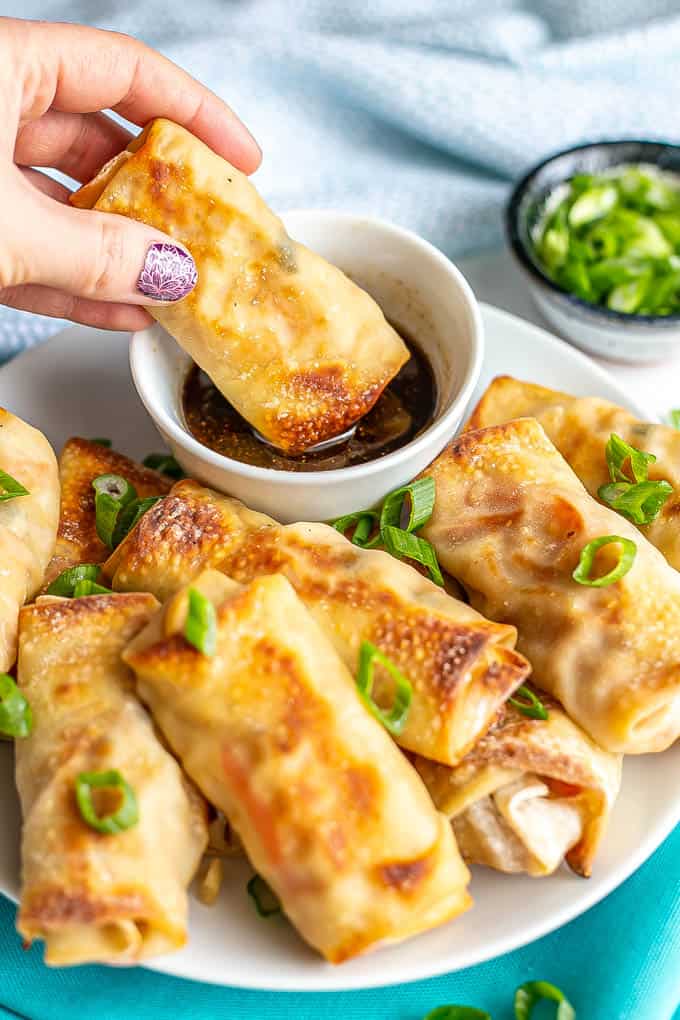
[182,331,437,473]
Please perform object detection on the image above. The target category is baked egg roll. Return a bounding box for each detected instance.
[420,418,680,754]
[123,569,471,963]
[0,409,59,671]
[467,375,680,570]
[413,693,621,877]
[42,437,172,590]
[71,118,409,454]
[15,593,207,965]
[104,479,530,766]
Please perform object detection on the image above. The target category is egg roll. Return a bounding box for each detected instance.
[104,479,530,766]
[421,418,680,754]
[467,375,680,570]
[42,438,172,590]
[0,409,59,671]
[124,569,471,963]
[15,593,207,965]
[71,118,409,454]
[413,693,621,877]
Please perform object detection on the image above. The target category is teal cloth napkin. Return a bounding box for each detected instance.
[1,824,679,1019]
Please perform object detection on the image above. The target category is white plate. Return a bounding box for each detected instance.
[0,303,678,991]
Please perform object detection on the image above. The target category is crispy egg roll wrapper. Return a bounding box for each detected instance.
[413,694,621,877]
[104,479,529,765]
[71,118,409,454]
[123,570,471,963]
[0,409,59,671]
[42,438,171,590]
[420,418,680,754]
[467,375,680,570]
[15,594,208,966]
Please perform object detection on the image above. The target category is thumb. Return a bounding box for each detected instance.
[7,176,197,305]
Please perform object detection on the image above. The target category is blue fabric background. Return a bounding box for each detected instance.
[0,2,679,1016]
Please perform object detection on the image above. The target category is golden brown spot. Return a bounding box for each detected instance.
[378,855,431,894]
[21,887,150,926]
[263,376,385,454]
[343,765,379,816]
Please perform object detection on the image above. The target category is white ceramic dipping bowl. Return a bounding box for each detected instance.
[130,210,483,522]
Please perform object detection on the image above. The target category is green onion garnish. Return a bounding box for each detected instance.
[514,980,575,1020]
[572,535,637,587]
[46,564,100,596]
[379,477,436,533]
[423,1008,490,1020]
[533,164,680,317]
[0,470,29,503]
[75,769,139,834]
[184,587,217,656]
[111,496,162,548]
[598,479,673,525]
[0,674,32,739]
[143,453,185,479]
[92,474,138,549]
[669,409,680,429]
[246,874,281,917]
[605,433,656,484]
[72,579,113,597]
[332,510,380,548]
[90,438,112,447]
[509,685,549,721]
[92,474,137,503]
[355,640,413,736]
[381,525,444,586]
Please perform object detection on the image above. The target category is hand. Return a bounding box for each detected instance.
[0,17,261,330]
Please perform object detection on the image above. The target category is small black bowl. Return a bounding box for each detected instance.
[505,140,680,362]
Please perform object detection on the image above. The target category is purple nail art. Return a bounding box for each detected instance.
[137,243,198,301]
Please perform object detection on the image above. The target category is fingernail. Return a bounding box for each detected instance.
[137,242,197,302]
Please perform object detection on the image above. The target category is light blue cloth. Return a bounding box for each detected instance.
[3,0,680,357]
[0,3,679,1017]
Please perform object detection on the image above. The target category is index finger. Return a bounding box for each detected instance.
[9,18,261,174]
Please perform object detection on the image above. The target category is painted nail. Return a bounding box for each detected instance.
[137,243,198,302]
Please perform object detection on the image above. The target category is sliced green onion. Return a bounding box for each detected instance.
[568,184,617,228]
[669,409,680,429]
[509,685,549,721]
[598,480,673,525]
[572,535,637,587]
[75,769,139,834]
[382,525,444,586]
[92,474,137,548]
[142,453,185,479]
[607,276,649,313]
[380,477,436,533]
[246,874,281,917]
[46,564,100,596]
[332,510,380,548]
[605,433,656,484]
[72,579,113,597]
[0,674,32,739]
[0,469,29,503]
[355,640,412,736]
[423,1008,490,1020]
[514,980,575,1020]
[185,587,217,656]
[90,438,112,447]
[111,496,162,548]
[533,165,680,317]
[93,492,119,548]
[92,474,137,503]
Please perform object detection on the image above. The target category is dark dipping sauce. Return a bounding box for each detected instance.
[182,333,437,472]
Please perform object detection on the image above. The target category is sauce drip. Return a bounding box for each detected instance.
[182,333,437,473]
